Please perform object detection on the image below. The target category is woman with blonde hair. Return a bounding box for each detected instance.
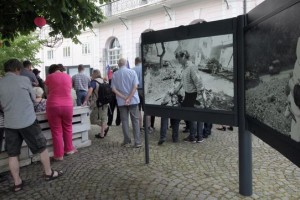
[33,87,47,112]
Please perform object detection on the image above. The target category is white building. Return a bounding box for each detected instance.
[37,0,265,78]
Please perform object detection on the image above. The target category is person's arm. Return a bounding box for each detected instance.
[190,67,203,94]
[112,88,127,100]
[125,84,138,105]
[174,82,182,94]
[82,88,94,106]
[32,73,39,86]
[28,81,36,102]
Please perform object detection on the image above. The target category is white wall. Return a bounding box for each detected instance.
[37,0,265,78]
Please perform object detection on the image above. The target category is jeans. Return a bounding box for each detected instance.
[197,121,203,139]
[76,90,87,106]
[159,118,180,142]
[203,123,213,136]
[119,105,141,145]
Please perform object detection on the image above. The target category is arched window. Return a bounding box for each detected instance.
[108,38,121,68]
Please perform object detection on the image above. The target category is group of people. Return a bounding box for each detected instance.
[0,60,69,192]
[0,51,235,192]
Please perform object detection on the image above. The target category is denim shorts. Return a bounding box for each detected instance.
[5,120,47,157]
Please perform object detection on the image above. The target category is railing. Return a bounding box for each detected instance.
[100,0,164,17]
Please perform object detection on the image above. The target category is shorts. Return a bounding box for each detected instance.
[90,104,108,125]
[137,89,144,111]
[5,120,47,157]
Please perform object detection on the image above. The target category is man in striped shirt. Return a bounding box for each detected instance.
[72,64,91,106]
[174,50,204,143]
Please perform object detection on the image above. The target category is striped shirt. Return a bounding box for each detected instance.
[181,61,203,94]
[72,72,90,91]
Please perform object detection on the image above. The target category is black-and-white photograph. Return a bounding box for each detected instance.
[245,3,300,142]
[143,34,234,111]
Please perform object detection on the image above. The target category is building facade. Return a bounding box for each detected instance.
[37,0,265,78]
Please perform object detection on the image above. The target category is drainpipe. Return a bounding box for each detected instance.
[243,0,246,14]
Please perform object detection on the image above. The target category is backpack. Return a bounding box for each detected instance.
[94,80,115,107]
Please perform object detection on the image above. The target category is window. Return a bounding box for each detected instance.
[108,38,121,67]
[63,46,70,57]
[82,43,91,55]
[47,50,54,60]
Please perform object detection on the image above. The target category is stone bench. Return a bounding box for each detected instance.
[0,106,91,173]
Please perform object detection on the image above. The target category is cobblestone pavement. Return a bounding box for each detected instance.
[1,119,300,199]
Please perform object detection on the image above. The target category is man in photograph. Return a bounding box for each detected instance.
[174,50,204,143]
[111,58,142,148]
[72,64,91,106]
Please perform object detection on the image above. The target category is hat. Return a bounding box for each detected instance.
[32,68,41,75]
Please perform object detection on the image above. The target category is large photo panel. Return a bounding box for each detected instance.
[141,18,238,125]
[245,0,300,166]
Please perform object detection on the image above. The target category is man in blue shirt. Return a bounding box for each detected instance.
[111,58,141,148]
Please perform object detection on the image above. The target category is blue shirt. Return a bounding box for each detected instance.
[111,66,140,106]
[132,63,143,89]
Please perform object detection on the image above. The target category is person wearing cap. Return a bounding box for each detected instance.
[32,68,45,93]
[21,60,39,87]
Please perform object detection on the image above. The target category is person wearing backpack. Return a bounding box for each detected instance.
[83,69,110,138]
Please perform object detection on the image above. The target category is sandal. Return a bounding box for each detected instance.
[12,180,24,192]
[104,127,109,137]
[45,169,64,181]
[95,133,105,139]
[52,157,63,162]
[65,149,78,156]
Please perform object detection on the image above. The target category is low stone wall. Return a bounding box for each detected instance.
[0,106,91,173]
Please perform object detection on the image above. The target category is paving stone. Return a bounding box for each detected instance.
[1,122,300,199]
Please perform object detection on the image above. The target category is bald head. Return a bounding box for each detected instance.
[118,58,127,67]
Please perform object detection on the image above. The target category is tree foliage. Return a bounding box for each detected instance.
[0,34,42,74]
[0,0,109,45]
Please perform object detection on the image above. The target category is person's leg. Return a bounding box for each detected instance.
[80,91,87,105]
[183,121,196,143]
[47,106,64,159]
[150,116,155,129]
[107,98,116,126]
[76,90,81,106]
[119,106,131,144]
[196,121,204,142]
[115,103,121,125]
[5,128,24,187]
[183,120,190,132]
[171,119,180,142]
[158,118,168,144]
[61,106,75,154]
[21,121,63,180]
[129,105,141,147]
[100,105,109,136]
[8,157,22,186]
[0,128,4,152]
[40,149,63,179]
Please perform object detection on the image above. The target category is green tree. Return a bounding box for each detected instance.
[0,0,109,45]
[0,34,42,74]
